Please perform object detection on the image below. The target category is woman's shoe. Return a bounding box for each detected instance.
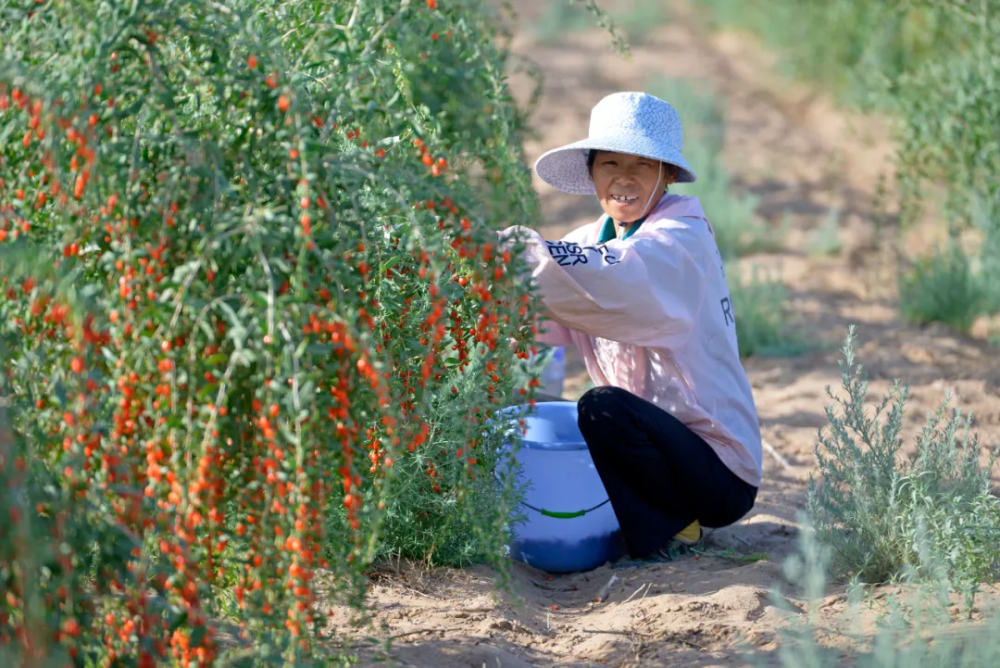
[675,519,702,546]
[611,541,692,568]
[611,523,703,568]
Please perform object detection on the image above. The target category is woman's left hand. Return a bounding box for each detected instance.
[496,225,531,253]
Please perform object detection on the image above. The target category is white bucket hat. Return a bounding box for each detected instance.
[533,91,697,195]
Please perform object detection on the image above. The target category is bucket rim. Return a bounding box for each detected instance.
[497,402,589,451]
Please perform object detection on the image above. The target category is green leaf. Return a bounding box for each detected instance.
[172,260,202,284]
[198,319,216,340]
[305,343,334,357]
[189,622,206,648]
[232,350,257,367]
[206,353,228,366]
[298,380,315,399]
[248,291,270,309]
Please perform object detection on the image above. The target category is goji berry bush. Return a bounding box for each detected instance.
[0,0,547,664]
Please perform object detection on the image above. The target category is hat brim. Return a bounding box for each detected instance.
[533,137,697,195]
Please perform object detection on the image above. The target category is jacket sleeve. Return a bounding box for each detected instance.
[500,222,708,349]
[534,308,575,347]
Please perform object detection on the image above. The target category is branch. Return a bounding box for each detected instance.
[257,250,276,342]
[347,0,363,30]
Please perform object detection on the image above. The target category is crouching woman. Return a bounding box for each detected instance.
[500,92,762,562]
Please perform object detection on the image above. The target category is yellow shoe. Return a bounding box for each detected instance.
[675,520,702,546]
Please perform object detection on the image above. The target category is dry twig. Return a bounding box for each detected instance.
[762,439,798,472]
[594,574,619,603]
[620,582,649,606]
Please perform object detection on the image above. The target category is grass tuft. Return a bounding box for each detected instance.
[899,239,986,333]
[728,265,806,359]
[805,209,844,257]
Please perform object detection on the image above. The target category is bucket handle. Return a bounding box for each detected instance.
[522,498,611,519]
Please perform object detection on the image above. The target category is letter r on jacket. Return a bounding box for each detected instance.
[721,297,734,326]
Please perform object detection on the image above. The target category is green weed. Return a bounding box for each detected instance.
[806,209,844,257]
[754,332,1000,665]
[807,327,1000,601]
[729,265,806,359]
[900,239,986,333]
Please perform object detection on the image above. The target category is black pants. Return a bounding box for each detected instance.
[577,386,757,558]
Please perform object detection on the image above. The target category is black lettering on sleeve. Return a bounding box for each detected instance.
[582,243,620,265]
[721,296,734,326]
[545,241,586,267]
[545,240,626,267]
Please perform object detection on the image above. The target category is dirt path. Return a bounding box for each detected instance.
[327,2,1000,665]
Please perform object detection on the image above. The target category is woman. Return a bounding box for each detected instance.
[500,92,762,562]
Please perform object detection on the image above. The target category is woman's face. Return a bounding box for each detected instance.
[590,150,675,223]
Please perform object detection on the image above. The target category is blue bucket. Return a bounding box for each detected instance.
[498,401,624,573]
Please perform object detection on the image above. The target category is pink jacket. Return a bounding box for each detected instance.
[502,193,763,487]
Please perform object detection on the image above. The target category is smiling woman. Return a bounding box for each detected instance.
[500,91,762,565]
[587,149,679,234]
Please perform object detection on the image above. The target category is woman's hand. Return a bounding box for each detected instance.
[497,226,540,267]
[496,227,516,253]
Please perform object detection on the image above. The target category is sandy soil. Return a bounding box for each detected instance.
[324,2,1000,665]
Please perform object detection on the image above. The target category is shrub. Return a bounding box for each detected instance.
[0,0,546,664]
[971,195,1000,316]
[807,327,1000,600]
[647,76,782,260]
[894,44,1000,239]
[900,239,986,332]
[728,265,804,359]
[691,0,1000,326]
[765,515,1000,668]
[763,334,1000,666]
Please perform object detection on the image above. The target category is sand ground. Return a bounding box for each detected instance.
[323,2,1000,665]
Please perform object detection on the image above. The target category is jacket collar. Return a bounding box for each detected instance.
[595,193,708,243]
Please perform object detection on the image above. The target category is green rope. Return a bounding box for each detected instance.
[521,497,611,519]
